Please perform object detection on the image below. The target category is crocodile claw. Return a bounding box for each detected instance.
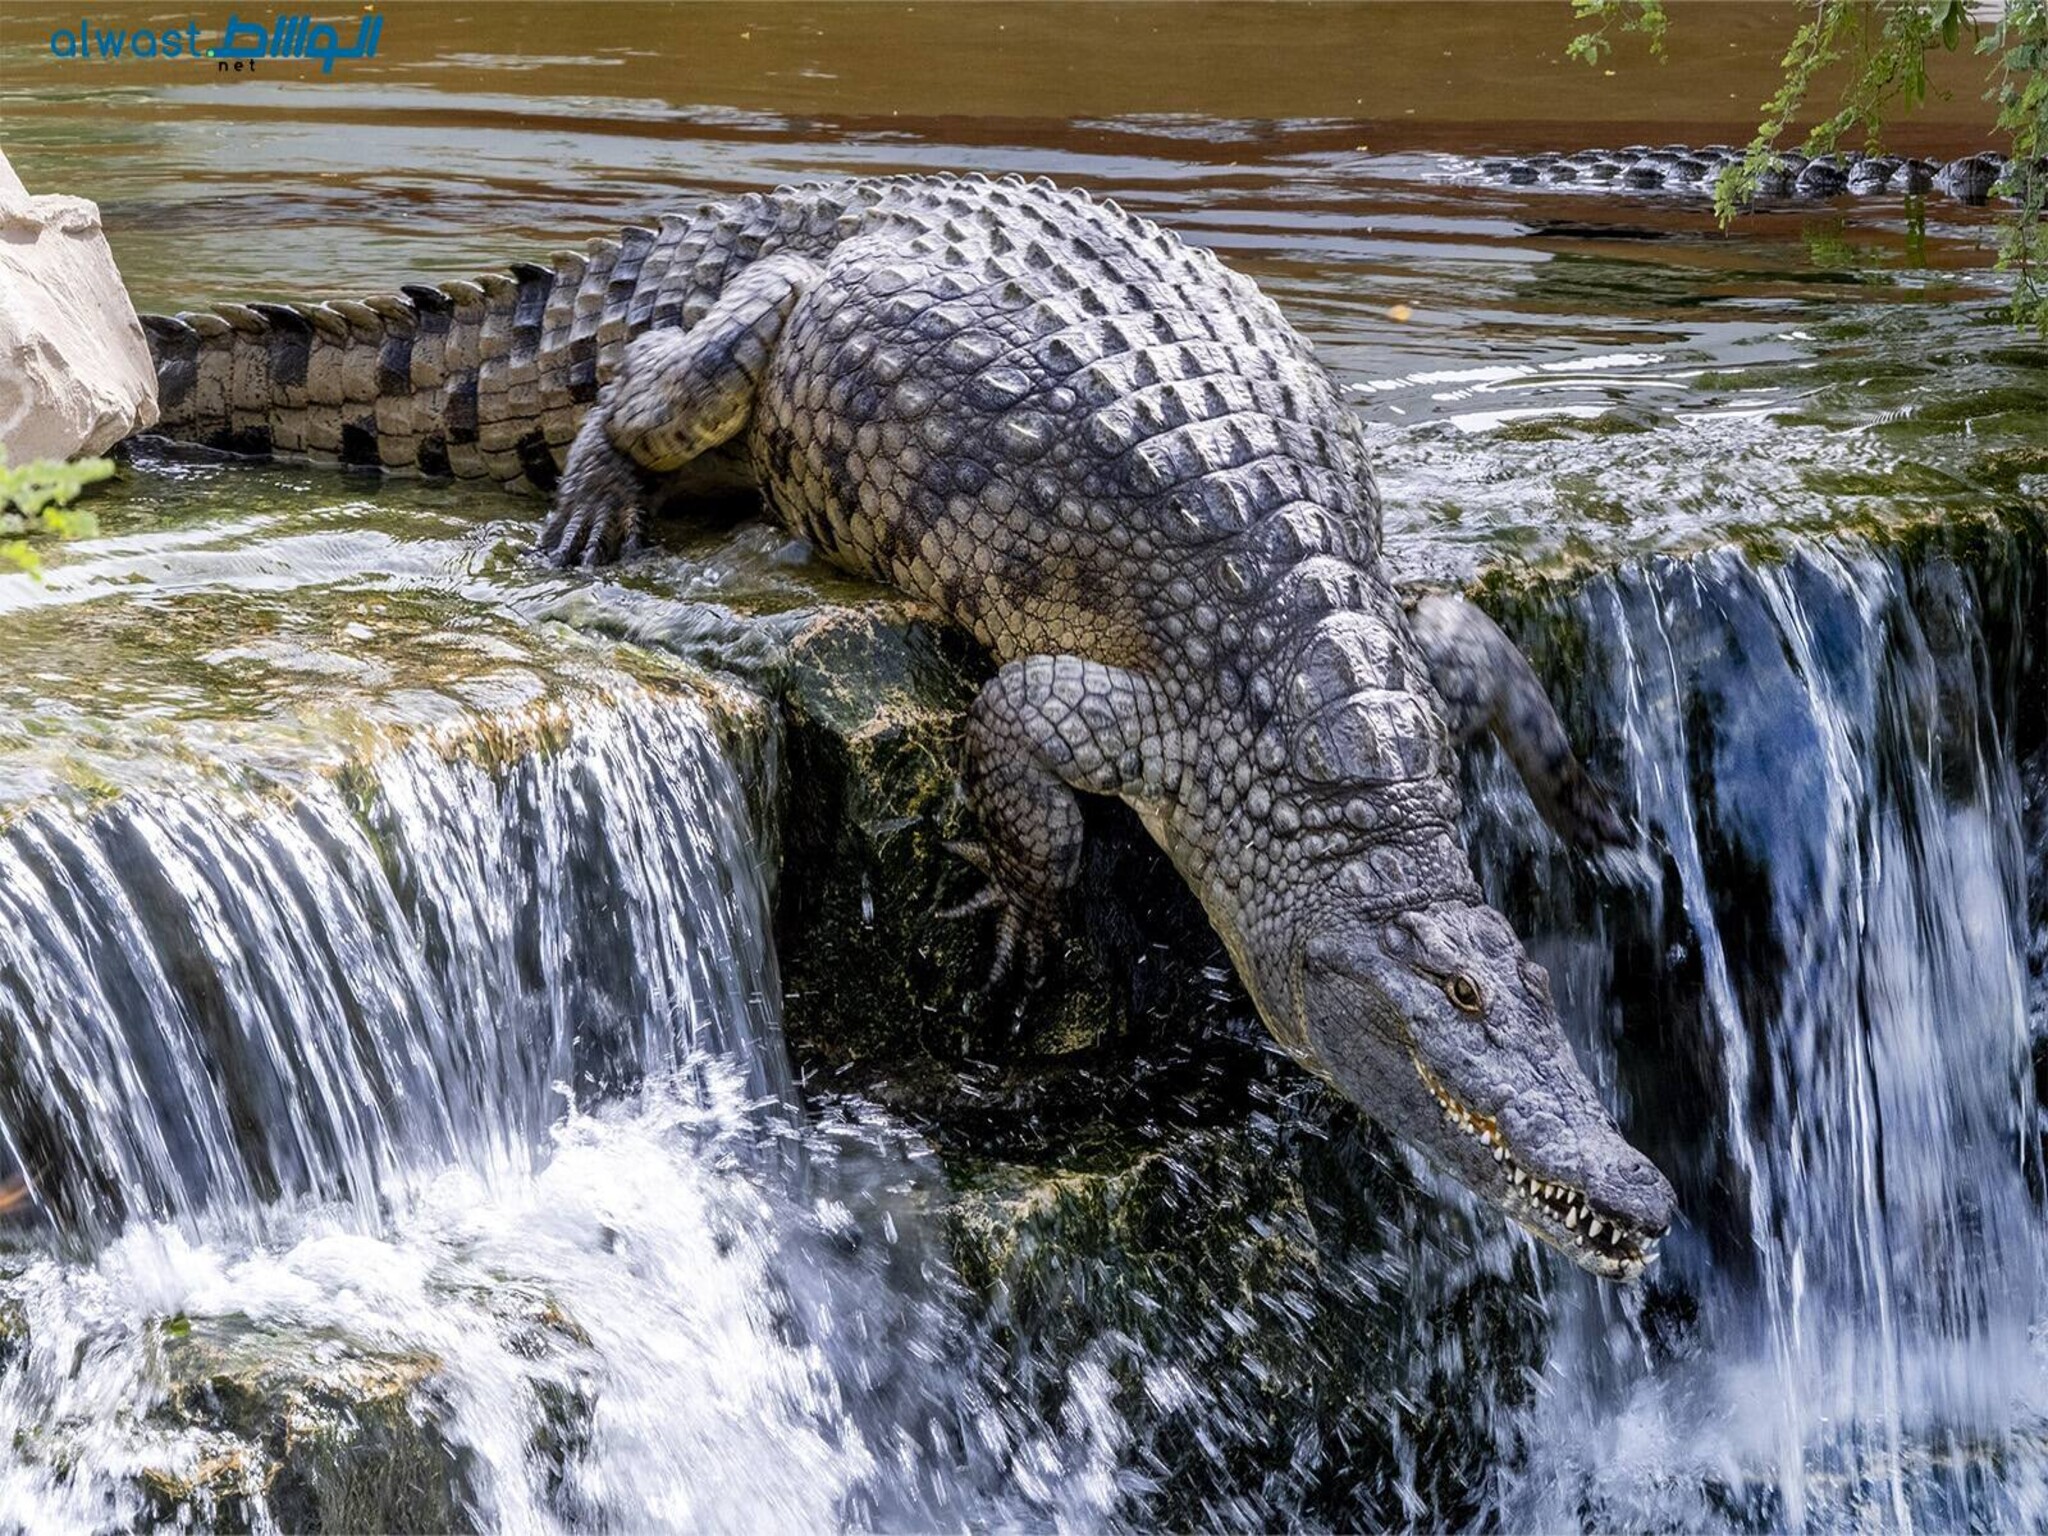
[937,840,1054,993]
[984,905,1048,994]
[936,885,1004,920]
[941,838,992,877]
[538,410,651,568]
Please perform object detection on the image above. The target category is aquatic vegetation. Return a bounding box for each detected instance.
[0,451,108,573]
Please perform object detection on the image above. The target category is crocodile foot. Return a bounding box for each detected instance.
[1409,592,1632,853]
[538,408,654,567]
[937,838,1056,993]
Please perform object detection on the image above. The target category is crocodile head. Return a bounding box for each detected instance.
[1271,900,1674,1279]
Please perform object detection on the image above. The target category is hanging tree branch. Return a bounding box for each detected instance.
[1568,0,2047,332]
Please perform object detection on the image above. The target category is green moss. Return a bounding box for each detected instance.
[1460,492,2048,602]
[146,1320,474,1534]
[1876,386,2048,430]
[1969,444,2048,496]
[1487,407,1662,443]
[942,1092,1551,1529]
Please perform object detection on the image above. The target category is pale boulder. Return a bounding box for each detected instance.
[0,148,158,463]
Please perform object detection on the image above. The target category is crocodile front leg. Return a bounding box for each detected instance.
[538,254,821,566]
[1407,591,1628,850]
[946,656,1183,989]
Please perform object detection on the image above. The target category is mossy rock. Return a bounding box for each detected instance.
[770,598,989,1080]
[942,1081,1551,1529]
[765,600,1238,1149]
[126,1285,599,1533]
[146,1319,473,1534]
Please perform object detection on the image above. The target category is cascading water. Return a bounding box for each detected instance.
[0,696,788,1236]
[0,520,2040,1531]
[1458,524,2048,1532]
[0,693,843,1528]
[0,520,2039,1532]
[0,687,1131,1533]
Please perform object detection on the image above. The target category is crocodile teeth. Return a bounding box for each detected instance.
[1411,1050,1649,1264]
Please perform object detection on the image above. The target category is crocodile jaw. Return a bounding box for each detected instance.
[1410,1053,1663,1280]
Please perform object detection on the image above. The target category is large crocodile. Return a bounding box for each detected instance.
[134,174,1677,1278]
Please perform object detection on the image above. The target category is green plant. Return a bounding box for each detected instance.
[1570,0,2048,332]
[1983,0,2048,327]
[0,452,112,573]
[1566,0,1668,66]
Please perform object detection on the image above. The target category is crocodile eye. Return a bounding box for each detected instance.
[1444,974,1485,1014]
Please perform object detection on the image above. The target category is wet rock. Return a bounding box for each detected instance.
[0,149,159,463]
[766,599,990,1087]
[140,1319,472,1534]
[115,1282,596,1533]
[611,582,1237,1150]
[943,1077,1549,1529]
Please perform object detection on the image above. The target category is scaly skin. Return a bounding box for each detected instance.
[134,174,1677,1278]
[1469,143,2016,202]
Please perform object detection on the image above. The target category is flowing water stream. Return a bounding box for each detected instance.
[1467,533,2046,1531]
[1,3,2045,1530]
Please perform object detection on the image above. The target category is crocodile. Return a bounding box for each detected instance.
[1465,143,2016,202]
[133,174,1677,1279]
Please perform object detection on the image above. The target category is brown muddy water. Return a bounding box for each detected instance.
[2,0,2037,580]
[0,4,2045,1533]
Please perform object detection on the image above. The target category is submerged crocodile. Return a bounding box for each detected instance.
[133,174,1677,1278]
[1466,143,2015,202]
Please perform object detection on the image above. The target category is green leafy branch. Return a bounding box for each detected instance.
[1566,1,1669,67]
[0,453,111,574]
[1983,0,2047,327]
[1571,0,2048,333]
[1710,1,1935,222]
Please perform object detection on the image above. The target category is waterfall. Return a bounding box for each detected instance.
[1461,525,2048,1531]
[0,695,788,1238]
[0,523,2038,1532]
[0,693,842,1529]
[0,687,1121,1533]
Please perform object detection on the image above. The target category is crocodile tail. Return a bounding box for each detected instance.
[130,182,883,489]
[133,224,674,493]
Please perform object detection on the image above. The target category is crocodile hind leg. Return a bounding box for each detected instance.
[1407,592,1629,850]
[944,657,1182,990]
[538,254,821,566]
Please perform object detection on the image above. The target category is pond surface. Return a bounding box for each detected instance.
[5,0,2041,583]
[0,4,2044,1533]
